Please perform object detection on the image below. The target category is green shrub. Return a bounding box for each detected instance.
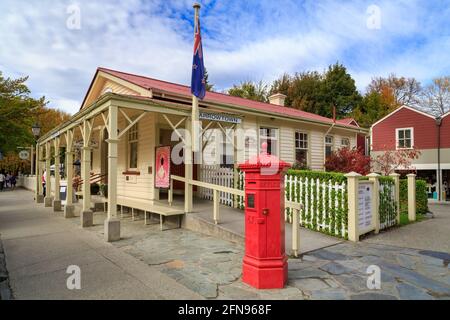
[286,169,346,183]
[400,179,428,215]
[100,184,108,198]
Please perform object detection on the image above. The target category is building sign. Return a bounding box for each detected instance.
[358,182,373,233]
[155,146,171,188]
[199,112,242,124]
[19,150,30,160]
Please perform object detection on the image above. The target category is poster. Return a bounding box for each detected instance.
[155,146,171,188]
[358,182,373,233]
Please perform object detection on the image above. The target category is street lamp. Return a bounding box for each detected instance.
[32,122,41,138]
[31,123,41,176]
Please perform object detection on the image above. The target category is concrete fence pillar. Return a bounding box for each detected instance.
[345,172,361,242]
[389,173,401,224]
[407,173,416,222]
[367,173,380,234]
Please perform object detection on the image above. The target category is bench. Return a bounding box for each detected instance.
[117,196,184,231]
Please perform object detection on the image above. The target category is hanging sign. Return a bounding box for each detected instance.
[199,112,242,124]
[358,181,373,234]
[155,146,171,188]
[19,150,30,160]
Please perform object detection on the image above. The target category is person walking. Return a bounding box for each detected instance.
[5,172,11,188]
[10,173,17,190]
[42,170,46,197]
[0,171,5,192]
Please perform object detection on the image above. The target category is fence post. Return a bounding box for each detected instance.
[407,173,416,222]
[367,173,380,234]
[345,172,361,242]
[213,189,219,224]
[389,173,401,224]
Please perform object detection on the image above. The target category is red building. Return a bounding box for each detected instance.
[371,106,450,201]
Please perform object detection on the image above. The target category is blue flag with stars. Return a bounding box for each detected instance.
[191,13,206,100]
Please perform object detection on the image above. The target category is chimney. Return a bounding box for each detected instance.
[268,93,287,106]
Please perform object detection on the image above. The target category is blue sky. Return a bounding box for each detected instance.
[1,0,449,114]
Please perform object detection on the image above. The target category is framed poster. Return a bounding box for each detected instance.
[155,146,171,188]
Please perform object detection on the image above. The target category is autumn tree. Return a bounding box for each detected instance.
[227,80,268,102]
[372,148,421,176]
[324,147,371,175]
[0,71,45,153]
[367,74,421,108]
[419,76,450,116]
[352,91,394,128]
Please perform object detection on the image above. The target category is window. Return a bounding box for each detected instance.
[128,123,138,169]
[259,127,278,156]
[325,135,333,158]
[396,128,413,149]
[295,132,308,167]
[219,129,234,168]
[341,138,350,148]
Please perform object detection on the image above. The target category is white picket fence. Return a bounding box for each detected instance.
[379,179,398,230]
[284,174,348,239]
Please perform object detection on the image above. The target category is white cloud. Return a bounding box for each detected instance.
[0,0,448,114]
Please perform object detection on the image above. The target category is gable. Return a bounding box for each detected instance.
[372,107,438,151]
[80,70,152,110]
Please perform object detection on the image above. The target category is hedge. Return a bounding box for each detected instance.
[400,179,428,215]
[286,169,346,183]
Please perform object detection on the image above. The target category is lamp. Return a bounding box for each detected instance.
[32,122,41,138]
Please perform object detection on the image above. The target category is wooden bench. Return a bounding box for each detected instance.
[117,196,184,231]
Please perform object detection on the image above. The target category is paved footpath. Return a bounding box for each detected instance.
[1,189,449,300]
[0,189,202,299]
[365,204,450,253]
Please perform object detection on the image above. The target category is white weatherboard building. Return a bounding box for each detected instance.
[35,67,368,241]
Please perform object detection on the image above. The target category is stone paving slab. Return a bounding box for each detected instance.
[80,212,450,300]
[2,189,450,300]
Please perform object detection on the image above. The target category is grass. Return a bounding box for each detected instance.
[399,212,426,226]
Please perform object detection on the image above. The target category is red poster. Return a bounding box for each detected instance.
[155,146,171,188]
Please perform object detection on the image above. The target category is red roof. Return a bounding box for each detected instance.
[97,67,360,128]
[336,118,359,127]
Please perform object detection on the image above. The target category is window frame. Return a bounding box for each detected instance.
[395,127,414,150]
[295,131,309,166]
[341,137,350,148]
[258,126,279,156]
[127,123,139,170]
[325,135,334,159]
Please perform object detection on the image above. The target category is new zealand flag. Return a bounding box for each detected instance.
[191,14,206,100]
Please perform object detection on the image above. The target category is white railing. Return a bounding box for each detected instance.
[198,165,234,206]
[284,174,348,239]
[198,165,245,208]
[169,175,245,225]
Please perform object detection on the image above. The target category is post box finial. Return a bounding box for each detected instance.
[261,142,268,155]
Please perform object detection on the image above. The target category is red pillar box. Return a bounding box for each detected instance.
[238,142,290,289]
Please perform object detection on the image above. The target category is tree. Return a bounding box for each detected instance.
[204,68,214,92]
[372,148,421,176]
[419,76,450,116]
[269,63,362,117]
[0,71,45,154]
[287,71,322,112]
[227,80,268,102]
[317,63,362,117]
[324,147,371,175]
[0,71,71,161]
[367,74,421,108]
[352,91,394,128]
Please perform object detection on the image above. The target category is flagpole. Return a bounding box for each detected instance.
[192,3,201,154]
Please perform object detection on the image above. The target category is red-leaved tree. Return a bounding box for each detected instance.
[325,147,371,175]
[372,147,421,175]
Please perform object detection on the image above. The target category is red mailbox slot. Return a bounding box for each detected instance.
[238,142,290,289]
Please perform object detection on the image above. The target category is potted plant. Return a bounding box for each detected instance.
[100,183,108,198]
